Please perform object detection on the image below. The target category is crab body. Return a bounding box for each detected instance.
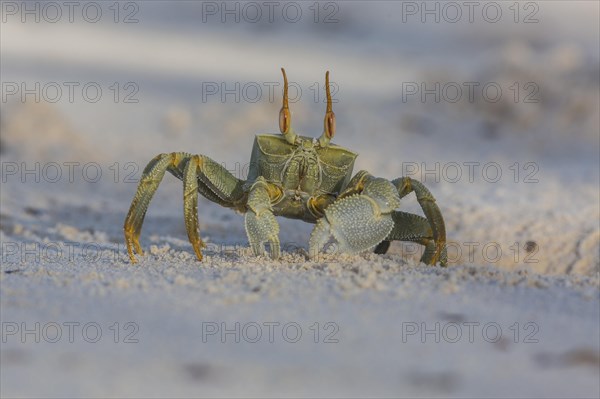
[124,69,447,265]
[248,134,356,222]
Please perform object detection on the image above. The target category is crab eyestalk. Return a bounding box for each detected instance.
[318,71,336,147]
[279,68,297,144]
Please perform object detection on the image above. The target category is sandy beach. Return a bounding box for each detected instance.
[1,1,599,397]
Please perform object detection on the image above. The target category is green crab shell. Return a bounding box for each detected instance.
[248,134,358,194]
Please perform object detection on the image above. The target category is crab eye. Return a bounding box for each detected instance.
[324,110,336,139]
[279,107,290,134]
[318,70,336,146]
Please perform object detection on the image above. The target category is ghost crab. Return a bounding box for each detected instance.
[124,69,447,265]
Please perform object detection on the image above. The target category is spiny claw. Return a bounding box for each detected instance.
[245,211,280,260]
[245,177,281,260]
[309,178,400,258]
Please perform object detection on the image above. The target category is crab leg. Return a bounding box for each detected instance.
[375,177,447,266]
[374,211,446,265]
[176,155,246,261]
[180,154,248,261]
[308,218,332,259]
[245,177,281,259]
[124,152,186,263]
[124,153,245,264]
[182,155,205,261]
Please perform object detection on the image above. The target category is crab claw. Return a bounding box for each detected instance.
[245,177,281,260]
[309,177,401,259]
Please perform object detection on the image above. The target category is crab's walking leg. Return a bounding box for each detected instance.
[124,152,186,263]
[124,153,245,264]
[374,211,444,264]
[244,177,281,259]
[375,177,447,266]
[177,154,245,261]
[182,155,205,261]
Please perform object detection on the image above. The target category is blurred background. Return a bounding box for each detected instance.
[1,1,599,397]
